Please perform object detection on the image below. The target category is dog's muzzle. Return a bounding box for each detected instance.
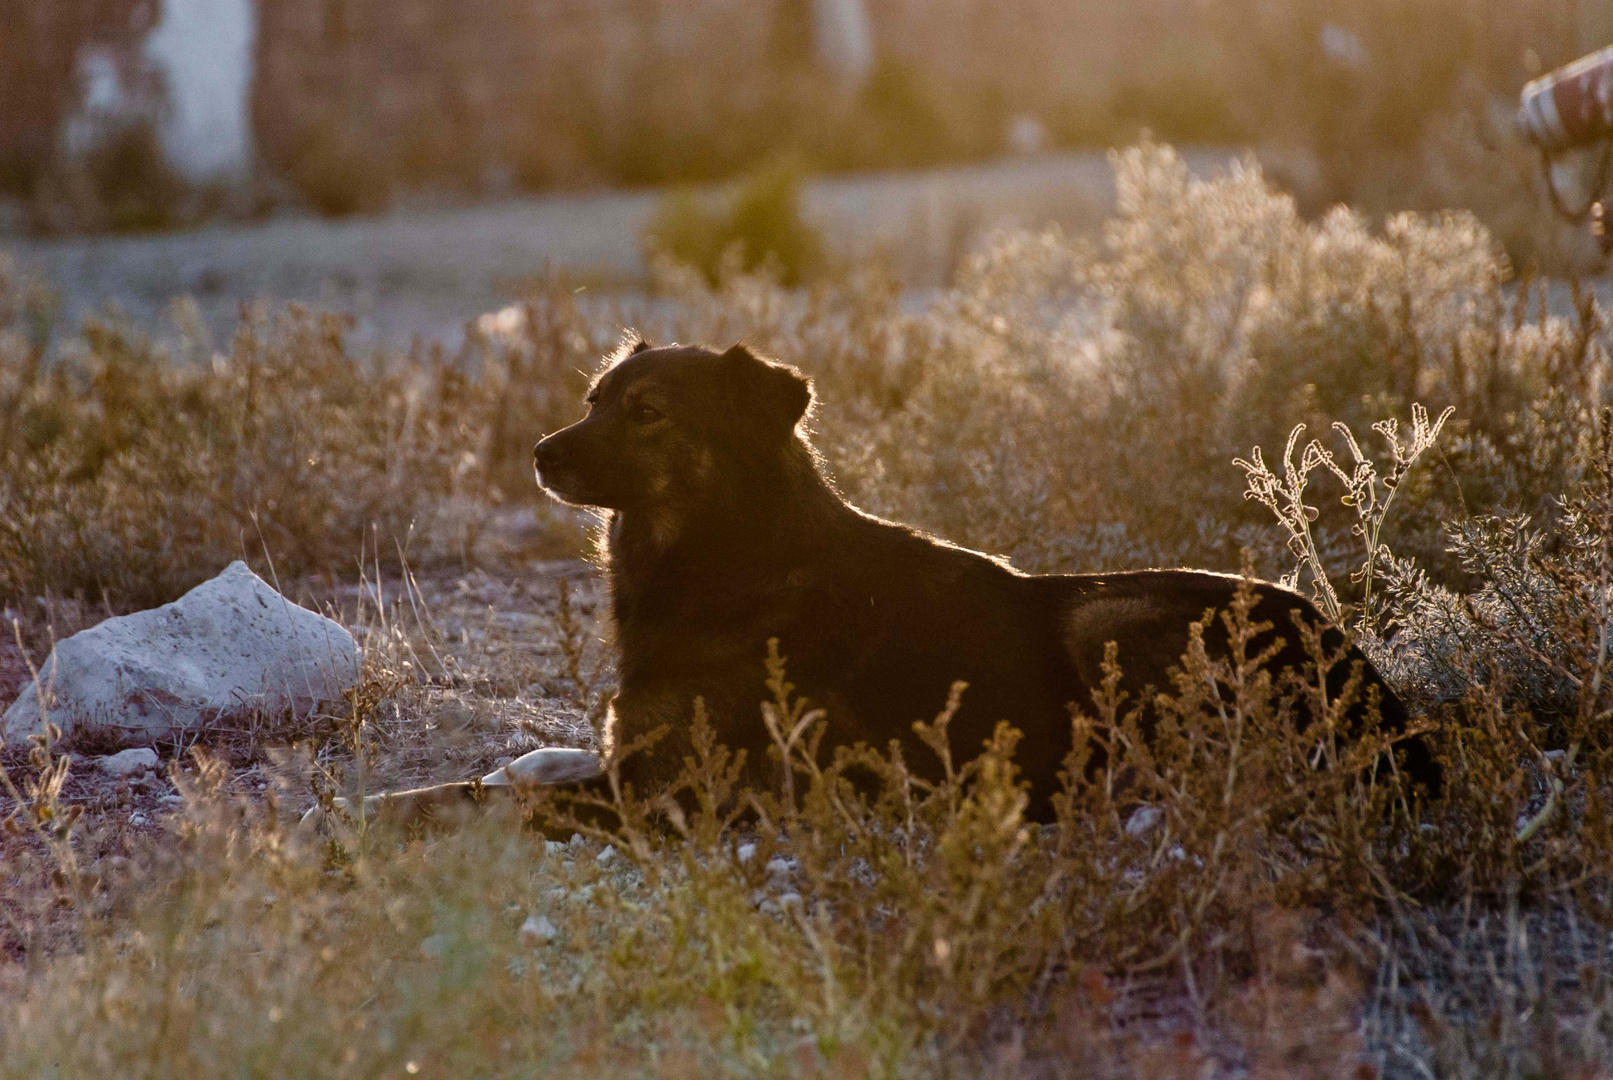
[533,436,578,497]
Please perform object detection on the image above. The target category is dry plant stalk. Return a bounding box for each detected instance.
[1236,403,1454,630]
[0,619,88,910]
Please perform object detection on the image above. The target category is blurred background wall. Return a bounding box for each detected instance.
[244,0,1229,206]
[5,0,1613,241]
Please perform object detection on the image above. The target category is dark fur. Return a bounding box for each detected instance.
[529,341,1440,820]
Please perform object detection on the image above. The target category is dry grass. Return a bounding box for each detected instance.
[3,143,1613,1077]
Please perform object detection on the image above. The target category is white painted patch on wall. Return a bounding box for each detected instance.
[813,0,874,87]
[143,0,256,180]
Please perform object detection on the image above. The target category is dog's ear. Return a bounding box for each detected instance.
[720,343,811,437]
[603,335,654,373]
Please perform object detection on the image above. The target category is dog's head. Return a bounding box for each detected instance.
[533,339,813,513]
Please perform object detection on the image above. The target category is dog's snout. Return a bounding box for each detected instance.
[534,438,565,471]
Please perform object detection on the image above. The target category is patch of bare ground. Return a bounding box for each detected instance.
[1,556,608,837]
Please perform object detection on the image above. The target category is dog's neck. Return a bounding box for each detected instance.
[605,440,842,619]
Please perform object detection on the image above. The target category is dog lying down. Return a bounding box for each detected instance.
[301,340,1440,833]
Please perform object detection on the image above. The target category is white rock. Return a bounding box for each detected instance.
[93,748,159,777]
[128,812,149,826]
[2,561,359,746]
[595,844,616,866]
[736,842,757,864]
[520,914,558,942]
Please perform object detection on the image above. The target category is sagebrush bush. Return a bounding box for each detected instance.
[0,298,587,607]
[643,157,826,287]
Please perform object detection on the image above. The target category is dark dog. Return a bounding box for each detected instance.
[305,340,1438,831]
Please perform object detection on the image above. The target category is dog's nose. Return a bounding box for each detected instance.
[533,438,564,471]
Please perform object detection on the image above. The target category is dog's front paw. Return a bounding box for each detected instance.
[485,747,603,790]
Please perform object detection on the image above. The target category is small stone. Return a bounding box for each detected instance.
[545,840,565,856]
[765,856,797,878]
[94,748,159,778]
[568,833,584,848]
[736,842,757,864]
[160,794,185,805]
[128,812,149,826]
[1125,806,1163,837]
[595,844,616,866]
[776,892,803,910]
[520,914,558,942]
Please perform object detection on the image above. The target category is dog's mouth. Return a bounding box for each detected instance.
[534,465,611,508]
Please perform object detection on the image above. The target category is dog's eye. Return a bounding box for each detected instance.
[629,403,664,425]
